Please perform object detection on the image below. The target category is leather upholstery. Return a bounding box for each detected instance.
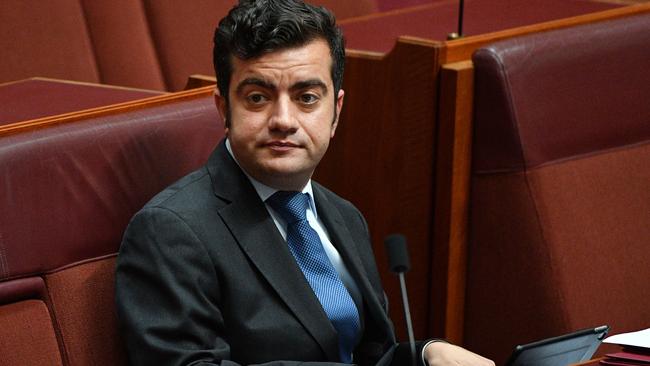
[464,12,650,364]
[0,277,48,306]
[0,97,222,280]
[0,94,224,365]
[471,13,650,173]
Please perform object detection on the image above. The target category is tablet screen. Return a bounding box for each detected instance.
[504,325,609,366]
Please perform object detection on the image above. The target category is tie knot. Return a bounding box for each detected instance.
[267,191,310,224]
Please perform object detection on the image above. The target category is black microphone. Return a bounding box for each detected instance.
[384,234,417,366]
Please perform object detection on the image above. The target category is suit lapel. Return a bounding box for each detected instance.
[206,142,340,361]
[313,186,394,342]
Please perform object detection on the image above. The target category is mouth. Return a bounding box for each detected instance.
[263,140,301,152]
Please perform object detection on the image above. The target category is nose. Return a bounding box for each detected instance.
[268,95,297,133]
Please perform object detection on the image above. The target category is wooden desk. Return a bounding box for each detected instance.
[0,77,163,126]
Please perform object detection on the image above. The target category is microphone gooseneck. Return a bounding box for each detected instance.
[384,234,417,366]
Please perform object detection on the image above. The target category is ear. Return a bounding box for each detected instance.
[330,89,344,138]
[213,89,229,133]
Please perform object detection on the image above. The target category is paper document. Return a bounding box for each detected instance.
[603,328,650,348]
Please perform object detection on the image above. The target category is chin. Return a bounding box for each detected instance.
[266,167,309,180]
[264,167,313,188]
[265,157,312,173]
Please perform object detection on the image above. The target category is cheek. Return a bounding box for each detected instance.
[306,107,337,137]
[311,125,335,150]
[229,111,265,136]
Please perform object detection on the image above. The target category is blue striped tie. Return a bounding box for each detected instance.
[267,191,360,363]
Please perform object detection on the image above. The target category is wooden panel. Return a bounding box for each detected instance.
[431,61,474,344]
[315,37,443,340]
[184,74,217,90]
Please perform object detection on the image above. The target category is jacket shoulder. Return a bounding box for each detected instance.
[143,166,214,213]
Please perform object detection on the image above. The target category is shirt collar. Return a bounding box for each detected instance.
[225,138,318,218]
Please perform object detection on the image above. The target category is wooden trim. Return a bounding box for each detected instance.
[316,38,443,341]
[590,0,649,4]
[0,77,164,94]
[184,74,217,90]
[441,3,650,63]
[431,60,475,343]
[346,36,439,57]
[344,49,384,59]
[396,35,441,48]
[0,85,215,137]
[28,77,165,94]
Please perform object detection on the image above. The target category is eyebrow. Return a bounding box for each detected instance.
[291,79,328,96]
[236,78,275,95]
[235,78,328,96]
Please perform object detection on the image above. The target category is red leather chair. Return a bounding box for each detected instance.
[0,90,223,365]
[463,12,650,364]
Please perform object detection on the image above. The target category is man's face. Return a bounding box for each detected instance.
[215,38,344,191]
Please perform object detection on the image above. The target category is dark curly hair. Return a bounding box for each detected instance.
[213,0,345,107]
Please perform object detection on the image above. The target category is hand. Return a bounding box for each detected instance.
[423,341,495,366]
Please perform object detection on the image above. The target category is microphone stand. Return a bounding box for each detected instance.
[447,0,465,40]
[399,272,417,366]
[385,234,417,366]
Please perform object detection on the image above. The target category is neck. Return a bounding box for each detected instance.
[259,173,311,192]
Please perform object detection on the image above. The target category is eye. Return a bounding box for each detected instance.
[246,93,268,104]
[298,93,319,105]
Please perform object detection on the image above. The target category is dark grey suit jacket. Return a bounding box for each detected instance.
[116,141,422,366]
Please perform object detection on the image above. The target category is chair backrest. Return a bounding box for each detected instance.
[464,12,650,364]
[80,0,167,90]
[0,0,100,86]
[0,89,223,365]
[142,0,378,90]
[0,0,378,91]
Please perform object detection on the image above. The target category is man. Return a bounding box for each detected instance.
[115,1,494,365]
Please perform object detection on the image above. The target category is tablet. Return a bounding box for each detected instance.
[504,325,610,366]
